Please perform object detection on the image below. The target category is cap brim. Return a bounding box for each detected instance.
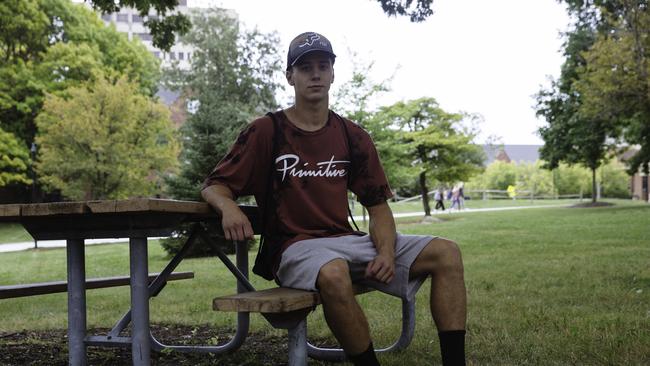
[290,49,337,66]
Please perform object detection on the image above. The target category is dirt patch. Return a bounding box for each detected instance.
[568,201,615,208]
[0,324,336,365]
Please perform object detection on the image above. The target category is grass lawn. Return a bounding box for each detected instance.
[0,200,649,365]
[0,223,31,244]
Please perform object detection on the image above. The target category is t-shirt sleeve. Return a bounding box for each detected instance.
[201,117,273,198]
[347,124,393,207]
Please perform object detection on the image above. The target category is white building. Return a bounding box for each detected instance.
[87,0,194,70]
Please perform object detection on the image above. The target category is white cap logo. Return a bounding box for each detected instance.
[298,33,321,48]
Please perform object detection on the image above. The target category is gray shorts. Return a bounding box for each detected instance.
[277,233,433,300]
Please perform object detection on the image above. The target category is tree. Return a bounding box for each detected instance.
[34,76,179,200]
[164,8,282,201]
[573,2,650,175]
[0,127,31,188]
[534,8,614,203]
[161,8,282,256]
[85,0,435,50]
[87,0,191,51]
[330,56,414,190]
[376,0,434,22]
[0,0,160,149]
[377,98,484,216]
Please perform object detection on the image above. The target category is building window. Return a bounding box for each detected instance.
[117,13,128,22]
[147,15,159,21]
[135,33,152,41]
[178,52,184,60]
[153,51,161,59]
[101,13,112,21]
[169,52,176,60]
[179,0,188,5]
[132,14,143,23]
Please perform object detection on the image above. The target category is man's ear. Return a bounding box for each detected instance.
[286,69,295,86]
[331,69,335,84]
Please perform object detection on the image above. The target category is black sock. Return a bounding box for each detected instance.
[347,341,380,366]
[439,330,466,366]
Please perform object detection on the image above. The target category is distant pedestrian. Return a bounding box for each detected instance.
[434,189,445,211]
[450,186,461,211]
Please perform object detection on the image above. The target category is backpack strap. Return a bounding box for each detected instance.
[332,112,362,231]
[251,112,281,281]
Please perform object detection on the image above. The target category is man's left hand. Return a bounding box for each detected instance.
[365,254,395,284]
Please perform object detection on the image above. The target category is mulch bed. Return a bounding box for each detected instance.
[569,201,615,208]
[0,324,336,365]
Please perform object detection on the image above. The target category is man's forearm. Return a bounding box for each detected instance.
[367,202,397,258]
[201,184,238,214]
[202,184,254,241]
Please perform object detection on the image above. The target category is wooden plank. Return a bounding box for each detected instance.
[213,287,321,313]
[21,201,88,216]
[0,204,21,219]
[87,199,213,215]
[213,285,375,314]
[0,271,194,299]
[86,200,118,213]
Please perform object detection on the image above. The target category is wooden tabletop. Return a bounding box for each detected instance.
[0,198,213,219]
[0,199,260,240]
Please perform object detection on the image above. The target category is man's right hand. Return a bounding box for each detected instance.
[221,203,254,241]
[201,184,254,242]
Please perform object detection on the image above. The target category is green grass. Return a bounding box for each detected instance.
[0,223,31,244]
[352,197,582,215]
[1,200,649,365]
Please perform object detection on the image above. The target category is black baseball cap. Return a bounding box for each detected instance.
[286,32,336,70]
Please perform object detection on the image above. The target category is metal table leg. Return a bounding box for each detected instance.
[130,237,150,365]
[67,239,87,366]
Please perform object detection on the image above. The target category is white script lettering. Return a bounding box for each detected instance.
[275,154,349,181]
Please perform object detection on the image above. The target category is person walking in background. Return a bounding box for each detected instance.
[434,188,445,211]
[450,185,461,211]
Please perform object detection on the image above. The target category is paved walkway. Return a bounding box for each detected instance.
[0,204,569,253]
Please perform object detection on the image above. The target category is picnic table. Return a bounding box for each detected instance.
[0,199,257,366]
[0,198,419,366]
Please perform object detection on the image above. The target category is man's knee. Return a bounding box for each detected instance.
[412,238,464,277]
[317,259,353,298]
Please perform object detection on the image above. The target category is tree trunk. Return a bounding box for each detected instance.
[591,168,597,203]
[419,171,431,216]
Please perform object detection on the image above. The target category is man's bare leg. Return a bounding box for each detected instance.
[410,238,466,365]
[316,258,372,354]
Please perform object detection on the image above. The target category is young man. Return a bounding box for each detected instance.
[201,32,467,366]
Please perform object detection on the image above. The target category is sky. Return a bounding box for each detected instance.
[189,0,571,145]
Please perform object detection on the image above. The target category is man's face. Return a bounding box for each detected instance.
[286,51,334,102]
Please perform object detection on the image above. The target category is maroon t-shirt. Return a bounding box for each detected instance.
[203,110,392,258]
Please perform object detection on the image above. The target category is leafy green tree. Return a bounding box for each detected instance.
[164,8,282,201]
[514,161,555,197]
[0,127,31,188]
[86,0,435,50]
[0,0,160,149]
[376,0,433,22]
[34,76,178,200]
[599,159,631,198]
[162,8,282,256]
[87,0,191,52]
[377,98,484,216]
[574,3,650,175]
[330,56,413,191]
[534,9,614,203]
[555,163,592,197]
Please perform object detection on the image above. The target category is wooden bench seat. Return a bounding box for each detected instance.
[0,271,194,299]
[213,285,374,314]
